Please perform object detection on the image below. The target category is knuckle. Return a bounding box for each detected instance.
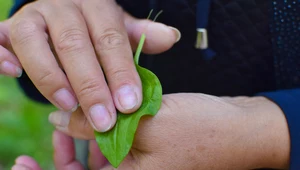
[57,28,87,53]
[35,70,56,88]
[77,78,103,98]
[107,67,132,82]
[10,19,39,45]
[95,28,126,51]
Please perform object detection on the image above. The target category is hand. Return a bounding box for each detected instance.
[14,94,290,170]
[0,0,180,132]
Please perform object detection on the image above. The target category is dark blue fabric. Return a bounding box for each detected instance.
[270,0,300,89]
[196,0,211,28]
[9,0,33,16]
[8,0,300,169]
[197,0,216,60]
[258,89,300,170]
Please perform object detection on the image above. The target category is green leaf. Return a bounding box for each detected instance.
[95,34,162,168]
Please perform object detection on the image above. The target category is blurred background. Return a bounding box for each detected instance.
[0,1,55,169]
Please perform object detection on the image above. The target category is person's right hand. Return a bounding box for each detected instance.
[0,20,22,77]
[0,0,180,132]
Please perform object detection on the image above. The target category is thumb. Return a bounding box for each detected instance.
[124,13,181,54]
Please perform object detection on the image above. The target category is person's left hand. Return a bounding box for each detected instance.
[12,94,290,170]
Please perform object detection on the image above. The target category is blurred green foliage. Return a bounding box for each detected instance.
[0,1,55,169]
[0,0,12,20]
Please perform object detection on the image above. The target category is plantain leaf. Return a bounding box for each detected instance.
[95,34,162,168]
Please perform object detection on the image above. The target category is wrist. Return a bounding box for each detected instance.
[240,97,290,169]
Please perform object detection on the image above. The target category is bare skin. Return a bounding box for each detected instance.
[13,94,290,170]
[0,0,180,132]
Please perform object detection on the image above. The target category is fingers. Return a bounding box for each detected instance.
[12,156,42,170]
[13,131,87,170]
[10,6,78,112]
[80,0,142,114]
[49,108,95,140]
[53,130,85,170]
[48,108,146,169]
[10,0,179,134]
[88,140,108,170]
[41,1,116,132]
[11,165,32,170]
[0,46,22,77]
[124,13,181,54]
[0,21,22,77]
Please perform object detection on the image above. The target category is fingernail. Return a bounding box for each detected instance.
[48,111,71,127]
[89,104,112,132]
[12,164,31,170]
[169,26,181,42]
[0,61,22,77]
[16,67,23,78]
[117,85,138,110]
[55,126,68,133]
[53,88,78,111]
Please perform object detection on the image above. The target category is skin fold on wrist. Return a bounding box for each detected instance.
[232,96,290,169]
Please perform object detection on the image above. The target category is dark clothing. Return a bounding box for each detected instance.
[10,0,300,169]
